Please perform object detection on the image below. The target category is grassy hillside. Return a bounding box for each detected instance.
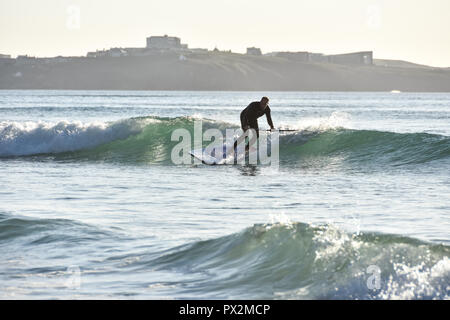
[1,52,450,91]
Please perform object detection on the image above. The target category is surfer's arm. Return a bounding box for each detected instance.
[265,107,275,130]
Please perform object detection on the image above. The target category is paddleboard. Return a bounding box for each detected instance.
[189,144,229,165]
[189,144,256,165]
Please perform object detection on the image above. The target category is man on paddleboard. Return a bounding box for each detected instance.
[233,96,275,150]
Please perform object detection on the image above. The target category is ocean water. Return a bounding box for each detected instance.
[0,90,449,299]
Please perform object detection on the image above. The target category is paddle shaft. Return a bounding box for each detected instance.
[266,129,298,132]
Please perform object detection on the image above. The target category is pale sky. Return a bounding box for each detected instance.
[1,0,449,67]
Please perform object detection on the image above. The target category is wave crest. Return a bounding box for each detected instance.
[145,222,450,299]
[0,118,152,157]
[1,116,449,166]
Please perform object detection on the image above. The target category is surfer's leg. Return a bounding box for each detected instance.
[247,121,258,150]
[233,131,247,151]
[234,113,249,150]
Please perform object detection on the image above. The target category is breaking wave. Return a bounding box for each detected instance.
[1,116,449,167]
[140,222,449,299]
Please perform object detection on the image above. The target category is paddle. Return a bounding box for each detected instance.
[266,129,298,132]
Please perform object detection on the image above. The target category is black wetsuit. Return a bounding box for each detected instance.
[240,101,274,138]
[233,101,274,150]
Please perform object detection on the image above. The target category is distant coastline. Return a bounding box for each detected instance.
[1,51,449,92]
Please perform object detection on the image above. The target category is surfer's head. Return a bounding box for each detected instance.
[260,97,269,109]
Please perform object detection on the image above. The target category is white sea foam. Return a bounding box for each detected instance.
[378,256,450,300]
[273,111,352,132]
[0,118,152,157]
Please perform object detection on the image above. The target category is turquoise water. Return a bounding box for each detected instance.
[0,90,449,299]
